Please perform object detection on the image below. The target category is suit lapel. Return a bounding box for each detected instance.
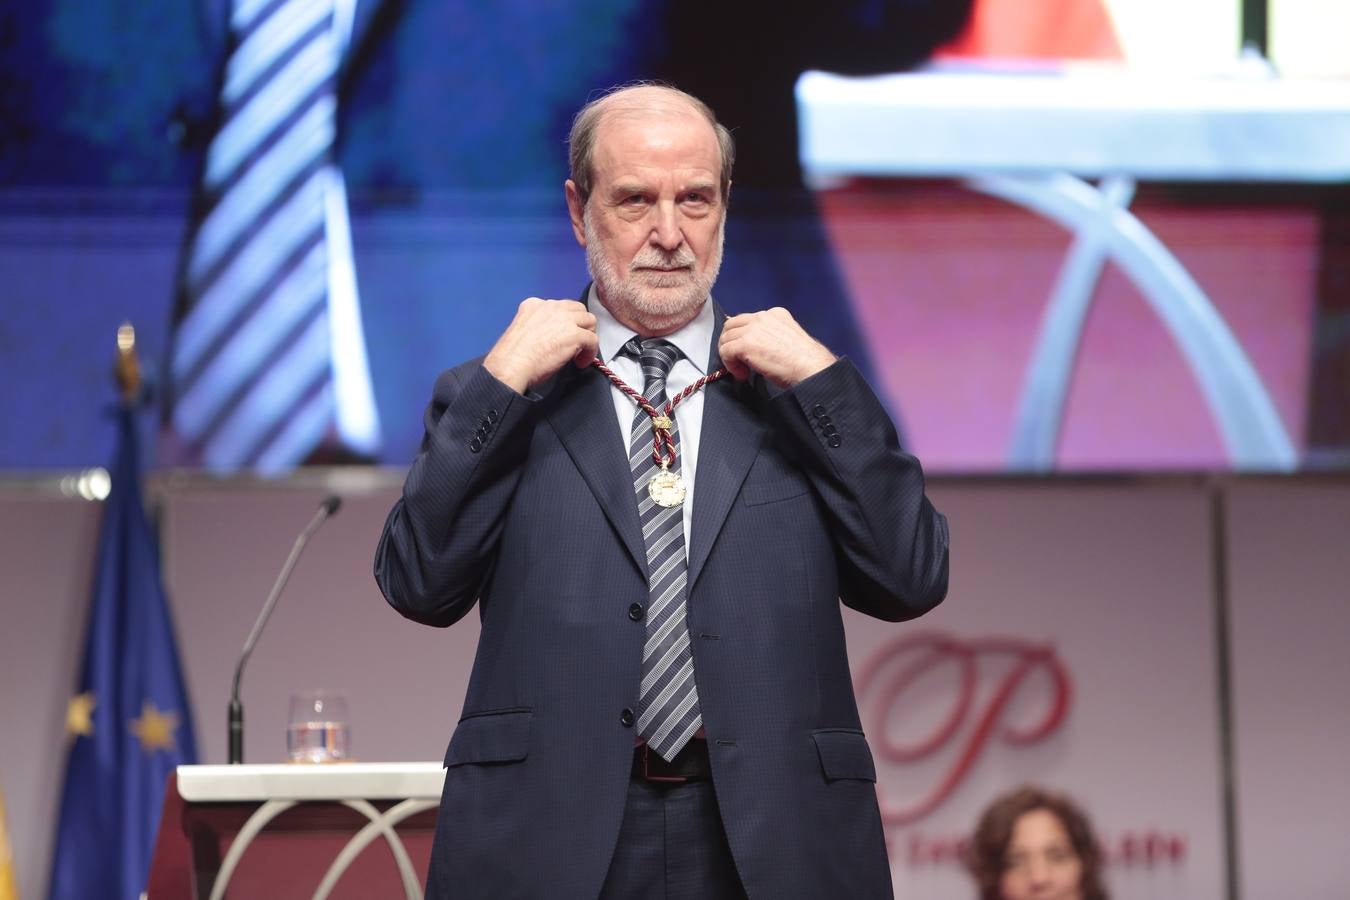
[545,364,648,579]
[687,308,764,589]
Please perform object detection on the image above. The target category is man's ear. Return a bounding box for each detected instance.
[564,180,587,247]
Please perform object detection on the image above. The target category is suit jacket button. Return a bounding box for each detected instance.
[811,403,827,418]
[628,602,645,621]
[487,409,499,422]
[620,708,635,728]
[827,434,842,448]
[469,437,482,453]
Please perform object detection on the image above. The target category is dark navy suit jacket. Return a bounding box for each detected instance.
[374,304,950,898]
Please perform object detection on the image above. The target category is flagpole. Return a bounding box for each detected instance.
[50,322,199,900]
[115,322,140,405]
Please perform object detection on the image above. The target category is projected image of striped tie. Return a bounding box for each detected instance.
[169,0,380,474]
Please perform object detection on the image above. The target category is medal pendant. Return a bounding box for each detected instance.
[648,464,686,508]
[652,415,673,431]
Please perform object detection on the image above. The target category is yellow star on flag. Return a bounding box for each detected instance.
[0,786,17,900]
[130,701,179,752]
[66,692,96,737]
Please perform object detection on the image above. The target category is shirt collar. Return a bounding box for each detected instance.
[588,284,713,375]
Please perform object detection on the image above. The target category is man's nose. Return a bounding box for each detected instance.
[1025,857,1051,886]
[649,201,683,251]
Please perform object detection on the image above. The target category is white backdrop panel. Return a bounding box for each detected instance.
[871,482,1224,899]
[1228,481,1350,900]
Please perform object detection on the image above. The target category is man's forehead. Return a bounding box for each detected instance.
[593,155,720,193]
[593,90,716,141]
[592,107,718,175]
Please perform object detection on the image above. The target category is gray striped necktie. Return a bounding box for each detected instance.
[624,337,702,762]
[169,0,380,474]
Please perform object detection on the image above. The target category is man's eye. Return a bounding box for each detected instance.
[622,195,647,205]
[682,193,709,204]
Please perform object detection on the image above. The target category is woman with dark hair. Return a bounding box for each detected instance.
[967,785,1109,900]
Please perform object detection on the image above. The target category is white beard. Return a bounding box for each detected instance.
[585,211,724,335]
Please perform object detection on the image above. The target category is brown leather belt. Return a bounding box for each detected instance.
[632,738,711,783]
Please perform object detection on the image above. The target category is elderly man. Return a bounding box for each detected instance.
[374,84,949,899]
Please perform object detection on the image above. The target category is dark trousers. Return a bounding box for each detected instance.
[599,776,746,899]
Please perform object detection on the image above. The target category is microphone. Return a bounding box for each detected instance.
[228,495,342,764]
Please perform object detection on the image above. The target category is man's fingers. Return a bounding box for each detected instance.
[567,306,599,367]
[720,313,752,337]
[718,308,833,387]
[487,296,599,392]
[718,334,750,381]
[723,356,750,381]
[573,329,600,368]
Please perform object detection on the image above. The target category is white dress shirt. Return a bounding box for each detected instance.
[588,286,716,551]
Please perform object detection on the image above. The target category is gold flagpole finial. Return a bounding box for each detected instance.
[115,322,141,403]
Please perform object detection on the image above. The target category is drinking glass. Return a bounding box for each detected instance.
[287,690,350,763]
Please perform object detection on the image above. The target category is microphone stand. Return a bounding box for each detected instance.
[228,495,342,764]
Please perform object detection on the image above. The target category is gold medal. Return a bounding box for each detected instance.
[589,358,727,511]
[648,463,686,508]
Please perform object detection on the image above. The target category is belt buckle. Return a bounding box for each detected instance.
[639,742,689,784]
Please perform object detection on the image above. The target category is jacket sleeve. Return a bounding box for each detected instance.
[373,362,540,627]
[766,357,950,622]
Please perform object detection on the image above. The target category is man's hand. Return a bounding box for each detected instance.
[484,298,599,394]
[718,308,837,388]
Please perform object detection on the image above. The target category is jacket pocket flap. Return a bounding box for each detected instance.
[444,709,532,767]
[740,475,811,507]
[811,729,877,782]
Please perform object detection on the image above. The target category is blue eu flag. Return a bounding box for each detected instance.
[49,403,198,900]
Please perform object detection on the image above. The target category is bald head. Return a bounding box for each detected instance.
[568,84,735,205]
